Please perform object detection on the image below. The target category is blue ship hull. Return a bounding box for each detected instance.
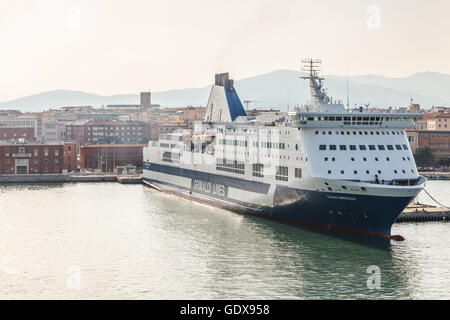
[143,163,414,239]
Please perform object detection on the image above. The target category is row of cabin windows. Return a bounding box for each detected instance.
[260,142,286,150]
[275,166,288,181]
[324,156,411,162]
[315,130,403,136]
[214,162,303,181]
[327,169,415,175]
[219,139,248,147]
[319,144,409,151]
[216,159,245,175]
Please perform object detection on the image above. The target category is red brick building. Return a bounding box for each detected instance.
[63,142,78,172]
[65,120,151,145]
[416,130,450,160]
[80,144,145,172]
[0,143,64,175]
[0,127,36,141]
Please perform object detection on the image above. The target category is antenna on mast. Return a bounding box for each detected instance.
[346,65,350,110]
[300,58,329,105]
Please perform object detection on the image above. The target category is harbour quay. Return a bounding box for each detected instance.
[0,172,142,184]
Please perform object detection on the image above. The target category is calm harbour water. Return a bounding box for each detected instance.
[0,181,449,300]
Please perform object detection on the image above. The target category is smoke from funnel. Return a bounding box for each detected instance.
[215,0,294,74]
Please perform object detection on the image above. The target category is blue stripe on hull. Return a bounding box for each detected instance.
[143,174,414,238]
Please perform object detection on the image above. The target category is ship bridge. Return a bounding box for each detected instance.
[294,112,422,129]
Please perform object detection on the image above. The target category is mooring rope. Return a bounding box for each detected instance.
[423,188,450,210]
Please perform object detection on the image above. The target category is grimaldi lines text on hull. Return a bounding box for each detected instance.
[143,59,426,241]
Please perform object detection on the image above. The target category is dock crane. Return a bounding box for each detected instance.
[243,100,261,111]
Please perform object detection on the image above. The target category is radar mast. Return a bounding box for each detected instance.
[301,58,330,106]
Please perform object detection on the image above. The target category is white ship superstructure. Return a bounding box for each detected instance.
[143,60,425,240]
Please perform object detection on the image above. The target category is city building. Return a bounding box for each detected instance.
[79,144,145,173]
[65,120,151,144]
[0,116,37,141]
[63,142,78,172]
[148,123,188,141]
[0,142,64,175]
[426,113,450,131]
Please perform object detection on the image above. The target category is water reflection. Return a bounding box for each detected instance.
[142,187,418,299]
[0,182,446,299]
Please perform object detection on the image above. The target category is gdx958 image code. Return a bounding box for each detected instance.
[179,304,270,318]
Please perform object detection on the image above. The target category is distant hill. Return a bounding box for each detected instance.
[1,70,449,112]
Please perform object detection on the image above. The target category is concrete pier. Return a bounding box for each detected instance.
[0,173,142,184]
[396,203,450,223]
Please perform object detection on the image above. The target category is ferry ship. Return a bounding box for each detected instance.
[143,59,426,241]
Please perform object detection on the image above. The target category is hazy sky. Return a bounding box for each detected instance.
[0,0,449,101]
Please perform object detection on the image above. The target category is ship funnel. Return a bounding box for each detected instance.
[203,73,247,122]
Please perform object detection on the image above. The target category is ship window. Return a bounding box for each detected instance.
[354,170,357,174]
[332,157,336,162]
[322,131,326,135]
[402,170,406,174]
[363,157,367,161]
[378,145,385,150]
[340,145,347,151]
[366,170,370,174]
[295,168,302,179]
[359,131,363,135]
[217,159,245,175]
[327,187,332,191]
[396,145,402,150]
[369,145,376,151]
[359,145,367,151]
[353,131,357,135]
[392,131,396,135]
[364,131,368,135]
[411,169,414,173]
[351,158,355,161]
[387,145,394,150]
[403,144,409,150]
[378,170,382,174]
[375,157,379,161]
[252,163,264,178]
[346,131,350,135]
[328,131,332,135]
[324,157,328,161]
[370,132,374,135]
[386,157,390,161]
[376,132,380,135]
[319,145,327,151]
[329,145,337,150]
[295,144,298,151]
[341,170,345,174]
[381,132,385,135]
[342,186,347,190]
[276,166,288,182]
[315,131,319,135]
[407,157,411,161]
[328,170,332,174]
[402,157,406,161]
[350,145,357,151]
[341,131,344,135]
[394,170,398,174]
